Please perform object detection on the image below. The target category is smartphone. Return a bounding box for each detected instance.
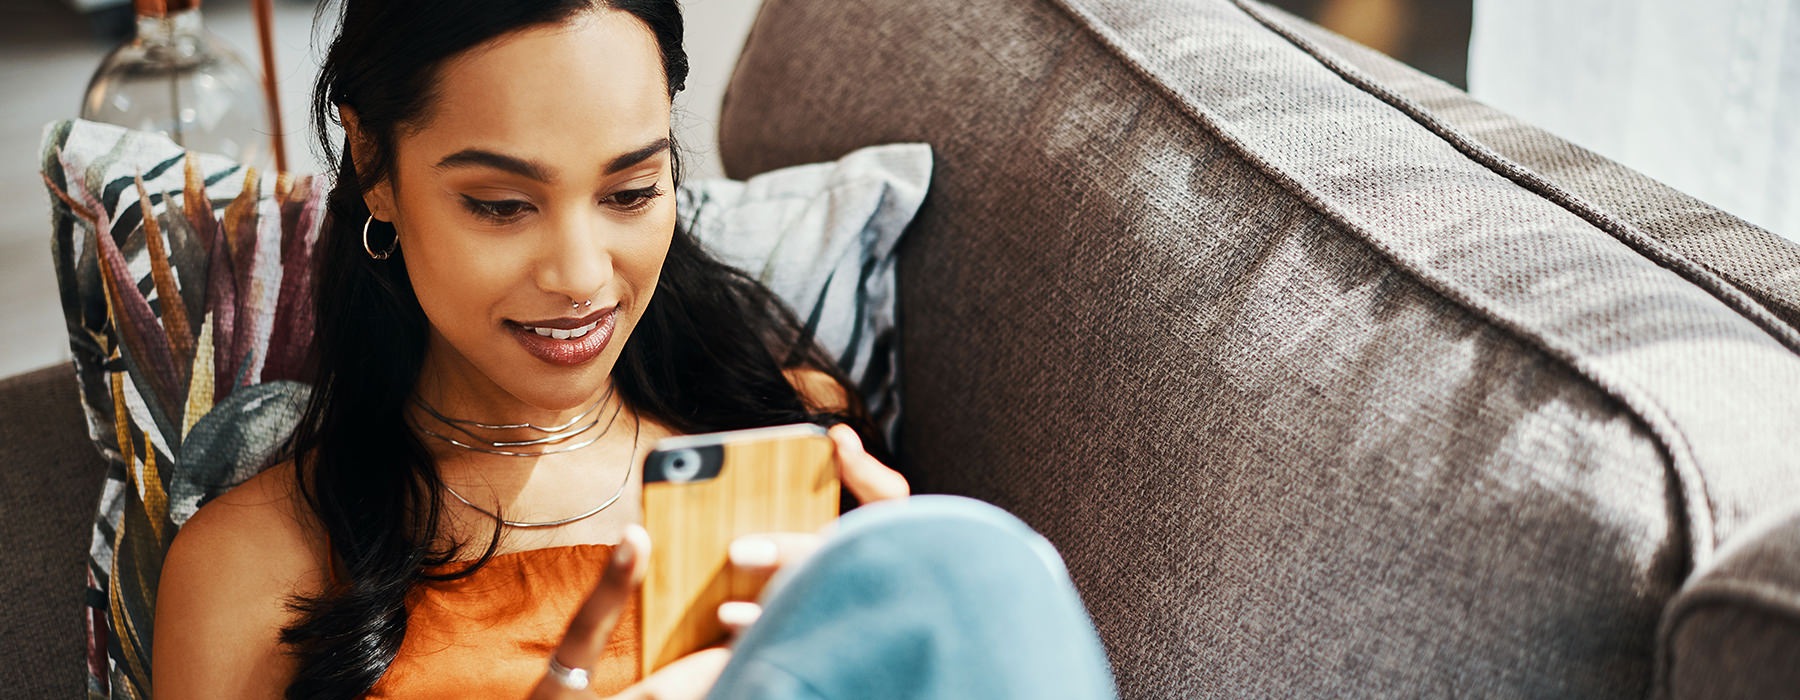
[638,422,840,675]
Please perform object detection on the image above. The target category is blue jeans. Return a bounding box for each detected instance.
[704,496,1118,700]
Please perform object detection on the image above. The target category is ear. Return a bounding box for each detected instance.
[338,104,398,221]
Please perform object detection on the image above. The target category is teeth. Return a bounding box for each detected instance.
[526,319,601,341]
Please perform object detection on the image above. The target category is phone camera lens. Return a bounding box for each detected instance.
[664,448,703,482]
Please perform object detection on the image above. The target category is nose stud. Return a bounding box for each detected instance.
[570,299,593,310]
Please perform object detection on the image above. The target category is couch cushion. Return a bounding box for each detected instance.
[1657,508,1800,700]
[719,0,1800,696]
[0,363,108,697]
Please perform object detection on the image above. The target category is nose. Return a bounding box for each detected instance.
[534,206,612,306]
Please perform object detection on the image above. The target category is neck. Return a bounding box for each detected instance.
[416,340,613,422]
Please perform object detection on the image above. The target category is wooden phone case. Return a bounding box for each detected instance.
[639,423,839,675]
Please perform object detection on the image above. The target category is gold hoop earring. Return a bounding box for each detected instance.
[363,215,398,260]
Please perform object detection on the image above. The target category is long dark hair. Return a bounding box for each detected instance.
[279,2,876,697]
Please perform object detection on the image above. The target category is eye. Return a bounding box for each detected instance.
[605,185,665,212]
[460,195,533,223]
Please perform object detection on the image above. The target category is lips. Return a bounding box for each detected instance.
[507,306,618,367]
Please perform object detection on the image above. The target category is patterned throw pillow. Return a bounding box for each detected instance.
[40,118,930,698]
[44,118,324,699]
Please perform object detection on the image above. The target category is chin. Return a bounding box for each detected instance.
[502,358,620,412]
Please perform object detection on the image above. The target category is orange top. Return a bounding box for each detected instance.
[365,544,642,698]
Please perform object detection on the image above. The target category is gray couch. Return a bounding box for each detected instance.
[7,0,1799,697]
[718,0,1800,698]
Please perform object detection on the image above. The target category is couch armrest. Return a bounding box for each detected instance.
[1658,509,1800,700]
[0,362,109,695]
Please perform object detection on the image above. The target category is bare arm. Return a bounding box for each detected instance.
[153,463,326,699]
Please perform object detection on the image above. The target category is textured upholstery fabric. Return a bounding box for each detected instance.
[1657,510,1800,700]
[1261,3,1800,334]
[1157,7,1800,696]
[720,0,1800,697]
[0,363,109,697]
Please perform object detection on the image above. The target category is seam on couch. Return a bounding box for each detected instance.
[1043,0,1715,566]
[1654,579,1800,700]
[1232,0,1800,358]
[1260,6,1800,337]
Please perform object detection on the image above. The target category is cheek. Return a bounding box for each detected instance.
[398,208,517,334]
[620,207,679,308]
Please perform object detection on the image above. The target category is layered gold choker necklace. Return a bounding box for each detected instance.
[411,388,636,528]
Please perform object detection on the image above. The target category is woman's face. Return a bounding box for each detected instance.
[371,10,675,413]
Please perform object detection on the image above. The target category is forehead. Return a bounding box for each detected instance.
[407,10,670,173]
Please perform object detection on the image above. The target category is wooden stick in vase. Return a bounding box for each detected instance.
[252,0,287,174]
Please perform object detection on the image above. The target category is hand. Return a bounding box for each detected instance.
[830,424,910,506]
[715,424,912,632]
[531,525,730,700]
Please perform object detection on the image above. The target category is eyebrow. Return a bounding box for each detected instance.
[434,149,551,181]
[604,138,672,175]
[433,137,671,181]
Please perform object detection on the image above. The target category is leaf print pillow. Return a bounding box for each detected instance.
[42,118,318,699]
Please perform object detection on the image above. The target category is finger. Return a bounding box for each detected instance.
[830,424,910,504]
[629,647,732,700]
[552,525,650,676]
[718,601,763,637]
[728,532,821,604]
[728,532,822,573]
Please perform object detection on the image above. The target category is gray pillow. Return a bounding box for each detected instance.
[681,142,932,445]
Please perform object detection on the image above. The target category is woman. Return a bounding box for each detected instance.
[151,1,1113,698]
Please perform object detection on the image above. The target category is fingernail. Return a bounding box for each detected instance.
[729,536,780,569]
[718,601,763,628]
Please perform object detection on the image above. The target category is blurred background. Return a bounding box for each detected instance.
[1267,0,1472,87]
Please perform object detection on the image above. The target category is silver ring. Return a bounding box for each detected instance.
[547,654,590,690]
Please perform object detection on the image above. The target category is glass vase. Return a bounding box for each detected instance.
[80,0,274,172]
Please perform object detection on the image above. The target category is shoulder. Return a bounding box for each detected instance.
[784,367,850,414]
[155,460,328,697]
[167,460,327,583]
